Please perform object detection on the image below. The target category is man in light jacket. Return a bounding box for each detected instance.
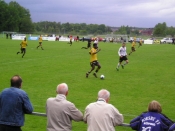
[46,83,83,131]
[84,89,123,131]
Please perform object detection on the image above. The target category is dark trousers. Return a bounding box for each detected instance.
[0,124,21,131]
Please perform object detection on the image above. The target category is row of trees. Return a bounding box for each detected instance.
[0,1,112,35]
[0,1,175,37]
[114,24,175,37]
[33,21,112,35]
[153,22,175,37]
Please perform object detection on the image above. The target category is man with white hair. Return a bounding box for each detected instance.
[84,89,123,131]
[46,83,83,131]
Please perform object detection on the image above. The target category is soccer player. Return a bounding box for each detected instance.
[116,43,129,71]
[17,37,28,58]
[76,35,79,42]
[81,40,91,49]
[86,43,101,78]
[68,35,73,46]
[36,35,44,50]
[128,39,136,55]
[138,39,143,48]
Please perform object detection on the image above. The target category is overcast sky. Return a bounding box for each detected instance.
[5,0,175,28]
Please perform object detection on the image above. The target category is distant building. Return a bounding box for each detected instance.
[140,28,153,36]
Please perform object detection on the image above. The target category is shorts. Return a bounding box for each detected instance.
[119,56,128,62]
[21,48,26,53]
[90,60,100,66]
[39,42,42,45]
[131,47,136,51]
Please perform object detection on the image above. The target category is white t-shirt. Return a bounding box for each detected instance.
[118,46,127,56]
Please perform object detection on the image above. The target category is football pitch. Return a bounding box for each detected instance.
[0,38,175,131]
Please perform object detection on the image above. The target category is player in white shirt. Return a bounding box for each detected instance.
[116,43,129,71]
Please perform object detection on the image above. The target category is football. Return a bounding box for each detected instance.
[100,75,105,79]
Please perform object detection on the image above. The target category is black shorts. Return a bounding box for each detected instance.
[119,56,128,62]
[21,48,26,53]
[131,47,135,51]
[90,60,100,66]
[39,42,42,45]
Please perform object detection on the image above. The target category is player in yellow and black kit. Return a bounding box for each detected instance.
[129,39,136,55]
[138,39,143,48]
[86,43,101,78]
[36,35,44,50]
[17,37,27,58]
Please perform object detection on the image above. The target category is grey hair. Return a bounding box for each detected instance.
[98,89,110,100]
[56,83,68,95]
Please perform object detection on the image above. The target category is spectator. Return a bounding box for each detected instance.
[83,89,123,131]
[130,100,173,131]
[169,123,175,131]
[46,83,83,131]
[121,36,123,43]
[0,75,33,131]
[172,37,175,45]
[6,33,8,39]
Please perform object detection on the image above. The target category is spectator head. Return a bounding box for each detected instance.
[56,83,68,96]
[148,100,162,113]
[10,75,22,88]
[98,89,110,103]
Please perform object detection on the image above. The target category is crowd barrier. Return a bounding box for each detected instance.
[29,112,130,127]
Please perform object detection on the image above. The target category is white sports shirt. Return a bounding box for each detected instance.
[118,46,127,56]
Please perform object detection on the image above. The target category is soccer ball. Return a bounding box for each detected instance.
[100,75,105,79]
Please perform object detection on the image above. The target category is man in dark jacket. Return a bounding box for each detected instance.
[0,75,33,131]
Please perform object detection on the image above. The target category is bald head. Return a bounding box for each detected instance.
[56,83,68,95]
[11,75,22,88]
[98,89,110,102]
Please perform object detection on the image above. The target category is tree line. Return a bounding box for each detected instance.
[33,21,112,35]
[0,1,175,37]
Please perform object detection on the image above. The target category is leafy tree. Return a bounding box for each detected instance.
[153,22,167,37]
[0,1,8,31]
[79,30,87,35]
[166,26,175,37]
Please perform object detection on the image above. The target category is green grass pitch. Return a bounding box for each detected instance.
[0,38,175,131]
